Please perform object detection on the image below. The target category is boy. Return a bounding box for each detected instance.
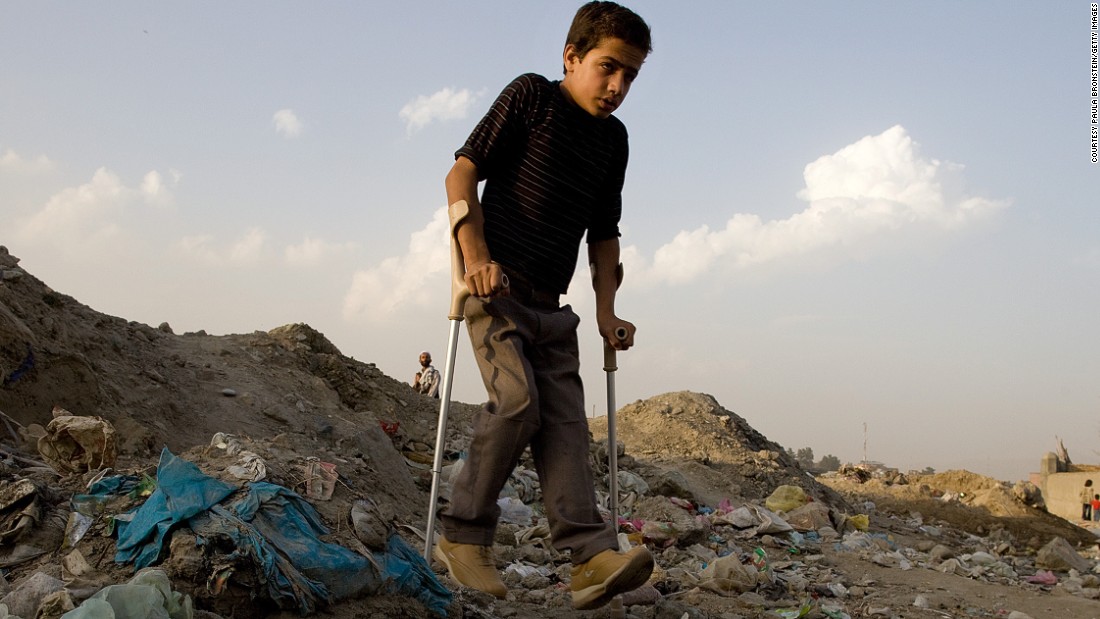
[434,1,653,610]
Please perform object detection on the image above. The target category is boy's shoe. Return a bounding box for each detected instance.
[433,536,507,599]
[570,546,654,610]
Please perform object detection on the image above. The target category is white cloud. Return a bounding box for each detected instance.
[273,109,303,138]
[285,237,358,266]
[177,234,221,264]
[139,170,177,208]
[642,125,1008,285]
[0,148,54,174]
[228,228,267,263]
[342,206,450,319]
[399,88,478,134]
[14,167,176,247]
[177,228,269,266]
[339,126,1009,316]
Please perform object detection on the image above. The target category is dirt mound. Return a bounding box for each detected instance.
[589,391,848,508]
[820,469,1095,549]
[0,246,490,525]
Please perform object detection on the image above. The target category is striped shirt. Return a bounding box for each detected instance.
[456,73,627,294]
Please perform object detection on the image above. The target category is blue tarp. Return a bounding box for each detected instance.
[109,448,450,616]
[114,448,237,569]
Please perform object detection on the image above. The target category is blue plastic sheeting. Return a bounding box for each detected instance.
[115,449,237,568]
[111,449,451,616]
[86,474,142,497]
[379,532,453,617]
[191,483,363,613]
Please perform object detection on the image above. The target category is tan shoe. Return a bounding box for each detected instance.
[433,536,507,599]
[570,546,654,610]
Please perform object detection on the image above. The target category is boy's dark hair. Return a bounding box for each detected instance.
[566,1,652,60]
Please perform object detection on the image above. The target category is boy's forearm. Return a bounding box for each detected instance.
[445,157,492,268]
[589,238,621,321]
[446,156,508,297]
[590,238,635,349]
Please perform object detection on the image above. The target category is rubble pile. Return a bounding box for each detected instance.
[2,245,1100,619]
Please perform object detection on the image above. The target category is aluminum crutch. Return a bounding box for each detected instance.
[604,324,629,535]
[423,200,472,562]
[591,261,627,536]
[595,262,629,619]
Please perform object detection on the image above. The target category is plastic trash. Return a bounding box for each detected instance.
[751,547,768,572]
[115,448,452,616]
[497,497,533,525]
[302,458,336,500]
[1025,570,1057,585]
[60,568,192,619]
[775,599,813,618]
[698,552,758,593]
[36,410,118,473]
[765,485,808,514]
[114,449,237,569]
[822,606,853,619]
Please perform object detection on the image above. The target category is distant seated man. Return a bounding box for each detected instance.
[412,351,441,398]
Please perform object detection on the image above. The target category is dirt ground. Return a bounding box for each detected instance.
[2,245,1100,619]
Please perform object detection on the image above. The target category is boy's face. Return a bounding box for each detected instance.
[561,37,646,119]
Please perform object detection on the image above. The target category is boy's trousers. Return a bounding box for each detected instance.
[438,295,617,564]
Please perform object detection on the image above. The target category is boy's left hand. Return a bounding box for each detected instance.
[599,317,635,350]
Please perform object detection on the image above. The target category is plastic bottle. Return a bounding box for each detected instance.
[751,547,768,571]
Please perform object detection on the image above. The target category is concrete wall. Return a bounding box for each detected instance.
[1037,455,1095,524]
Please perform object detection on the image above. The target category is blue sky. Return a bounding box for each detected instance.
[2,2,1097,482]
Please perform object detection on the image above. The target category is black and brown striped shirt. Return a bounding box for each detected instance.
[456,73,628,295]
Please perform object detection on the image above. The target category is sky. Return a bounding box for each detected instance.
[2,2,1097,483]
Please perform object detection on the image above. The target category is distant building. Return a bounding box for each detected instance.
[854,461,898,475]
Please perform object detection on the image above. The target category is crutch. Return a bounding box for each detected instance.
[595,263,629,619]
[604,324,629,533]
[423,200,472,562]
[591,262,627,536]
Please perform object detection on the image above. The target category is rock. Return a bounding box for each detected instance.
[929,544,956,563]
[1012,481,1044,508]
[649,468,695,500]
[637,496,710,547]
[1036,537,1091,572]
[736,590,767,607]
[0,268,24,282]
[655,598,704,619]
[784,501,832,531]
[1,571,65,619]
[620,583,661,605]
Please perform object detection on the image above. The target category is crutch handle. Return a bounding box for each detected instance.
[603,327,629,370]
[448,200,472,320]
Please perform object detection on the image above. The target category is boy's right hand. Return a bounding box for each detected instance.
[465,260,510,298]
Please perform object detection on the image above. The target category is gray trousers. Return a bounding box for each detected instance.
[438,296,617,563]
